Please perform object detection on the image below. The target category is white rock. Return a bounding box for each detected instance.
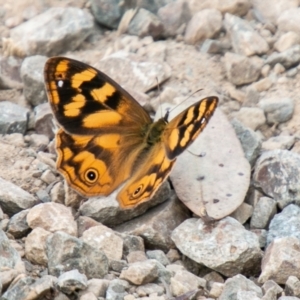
[252,0,298,23]
[0,177,38,216]
[224,53,263,86]
[232,107,266,130]
[25,227,52,266]
[7,7,93,57]
[186,0,251,17]
[170,107,250,220]
[184,9,222,45]
[171,217,262,277]
[27,202,77,236]
[274,32,300,52]
[259,97,294,124]
[277,8,300,35]
[119,260,159,285]
[95,51,171,93]
[224,13,269,56]
[259,237,300,284]
[170,270,206,296]
[81,224,123,260]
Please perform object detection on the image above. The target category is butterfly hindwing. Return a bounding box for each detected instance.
[117,145,175,208]
[56,128,146,197]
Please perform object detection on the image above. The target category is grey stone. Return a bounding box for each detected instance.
[266,45,300,69]
[232,107,266,130]
[80,278,109,298]
[34,102,54,140]
[251,229,267,249]
[122,234,145,257]
[231,119,262,166]
[262,135,296,151]
[219,274,262,300]
[230,202,253,224]
[119,259,159,285]
[81,224,123,260]
[0,276,35,300]
[20,55,47,107]
[0,269,20,293]
[136,0,175,14]
[27,202,77,236]
[57,269,88,295]
[158,1,191,37]
[7,209,31,238]
[274,32,300,53]
[0,229,21,269]
[95,51,171,93]
[200,39,230,54]
[8,7,94,57]
[0,56,22,87]
[136,283,164,296]
[109,259,128,273]
[244,85,260,106]
[172,217,262,277]
[146,250,170,266]
[287,67,298,77]
[184,9,222,45]
[224,13,269,56]
[224,53,263,86]
[35,189,51,203]
[185,0,250,17]
[250,197,277,229]
[253,77,273,92]
[262,280,283,297]
[106,279,129,300]
[128,8,164,39]
[267,204,300,246]
[25,227,51,266]
[170,269,206,297]
[259,237,300,284]
[0,177,38,216]
[90,0,123,29]
[0,101,29,135]
[253,150,300,209]
[46,231,109,279]
[152,260,172,285]
[115,195,190,251]
[285,276,300,297]
[252,0,298,23]
[277,7,300,35]
[1,275,57,300]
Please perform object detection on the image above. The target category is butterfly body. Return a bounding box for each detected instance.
[44,57,218,208]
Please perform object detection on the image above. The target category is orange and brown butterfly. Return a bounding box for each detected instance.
[44,57,218,209]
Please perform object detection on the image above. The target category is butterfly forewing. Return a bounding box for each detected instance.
[163,97,218,160]
[44,57,152,135]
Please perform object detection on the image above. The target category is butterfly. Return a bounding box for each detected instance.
[44,57,218,209]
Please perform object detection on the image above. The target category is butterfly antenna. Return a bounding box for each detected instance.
[156,76,163,118]
[169,88,204,114]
